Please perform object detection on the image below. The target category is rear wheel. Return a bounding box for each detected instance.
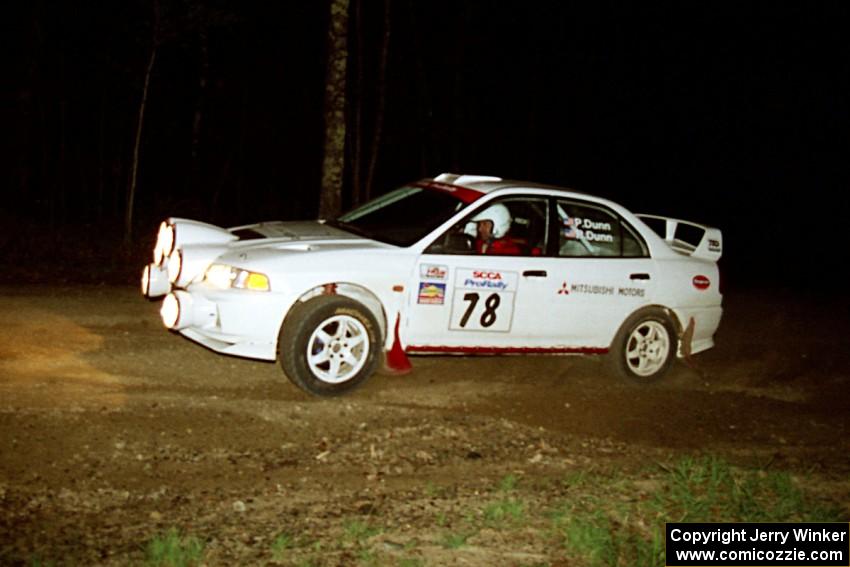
[608,308,677,382]
[278,296,381,396]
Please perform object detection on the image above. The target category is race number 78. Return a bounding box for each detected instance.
[459,292,501,328]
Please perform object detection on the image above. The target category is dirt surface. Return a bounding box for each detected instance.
[1,286,849,565]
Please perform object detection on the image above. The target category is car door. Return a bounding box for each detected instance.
[404,196,554,350]
[530,198,656,348]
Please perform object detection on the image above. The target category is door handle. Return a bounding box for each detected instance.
[630,273,651,280]
[522,270,547,277]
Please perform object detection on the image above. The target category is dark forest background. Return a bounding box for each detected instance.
[2,1,848,290]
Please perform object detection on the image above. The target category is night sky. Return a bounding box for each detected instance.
[4,1,848,290]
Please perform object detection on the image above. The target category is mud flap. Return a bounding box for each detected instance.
[382,314,412,375]
[680,316,695,360]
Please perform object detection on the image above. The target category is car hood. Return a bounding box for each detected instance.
[218,221,398,265]
[153,218,405,292]
[229,220,355,241]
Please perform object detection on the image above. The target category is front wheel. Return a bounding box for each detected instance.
[278,295,381,396]
[608,308,677,382]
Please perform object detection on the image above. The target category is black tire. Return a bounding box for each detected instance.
[278,295,381,396]
[607,307,677,383]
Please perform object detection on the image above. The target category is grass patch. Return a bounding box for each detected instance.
[482,473,527,528]
[143,528,205,567]
[343,519,382,543]
[441,531,471,549]
[483,498,526,527]
[655,455,838,522]
[270,532,296,562]
[498,473,519,492]
[357,547,379,566]
[552,455,842,566]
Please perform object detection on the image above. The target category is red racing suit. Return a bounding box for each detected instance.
[475,237,524,255]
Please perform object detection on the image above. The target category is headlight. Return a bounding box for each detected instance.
[204,264,270,291]
[153,221,175,265]
[141,264,151,296]
[167,249,183,284]
[141,262,171,298]
[160,293,181,329]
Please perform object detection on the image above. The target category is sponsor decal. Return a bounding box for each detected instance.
[564,217,616,243]
[461,269,511,290]
[617,287,645,298]
[562,218,577,240]
[420,263,448,281]
[708,239,721,251]
[692,275,711,290]
[581,231,614,243]
[451,269,518,331]
[426,181,456,192]
[559,280,644,298]
[417,282,446,305]
[570,283,615,296]
[413,181,482,204]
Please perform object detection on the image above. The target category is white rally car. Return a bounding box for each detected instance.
[142,173,723,396]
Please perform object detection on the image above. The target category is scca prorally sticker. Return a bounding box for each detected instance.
[449,268,518,332]
[459,269,513,291]
[419,263,448,281]
[417,282,446,305]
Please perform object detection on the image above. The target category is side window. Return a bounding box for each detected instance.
[620,222,647,258]
[556,200,647,258]
[425,197,548,256]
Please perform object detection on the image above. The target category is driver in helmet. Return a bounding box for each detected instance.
[465,203,523,255]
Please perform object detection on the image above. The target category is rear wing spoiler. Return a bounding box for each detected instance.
[636,214,722,262]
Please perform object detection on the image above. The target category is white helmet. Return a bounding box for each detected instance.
[467,203,512,239]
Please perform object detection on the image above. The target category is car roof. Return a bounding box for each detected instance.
[429,173,588,198]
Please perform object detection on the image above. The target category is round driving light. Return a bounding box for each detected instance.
[167,250,183,284]
[160,293,180,329]
[141,264,151,296]
[154,222,175,265]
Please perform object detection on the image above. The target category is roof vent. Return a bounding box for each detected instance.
[434,173,502,185]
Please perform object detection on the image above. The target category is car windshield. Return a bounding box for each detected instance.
[329,186,468,246]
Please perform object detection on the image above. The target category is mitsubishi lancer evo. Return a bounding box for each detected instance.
[142,173,722,396]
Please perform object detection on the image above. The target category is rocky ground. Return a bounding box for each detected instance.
[1,286,848,565]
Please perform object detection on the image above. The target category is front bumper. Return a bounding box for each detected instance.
[159,284,291,361]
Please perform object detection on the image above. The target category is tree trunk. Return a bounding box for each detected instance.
[97,88,106,221]
[190,28,209,209]
[234,87,249,220]
[407,1,430,177]
[17,7,43,210]
[364,0,391,202]
[318,0,350,219]
[125,41,157,247]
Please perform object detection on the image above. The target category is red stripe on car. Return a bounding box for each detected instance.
[413,181,484,204]
[406,345,609,355]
